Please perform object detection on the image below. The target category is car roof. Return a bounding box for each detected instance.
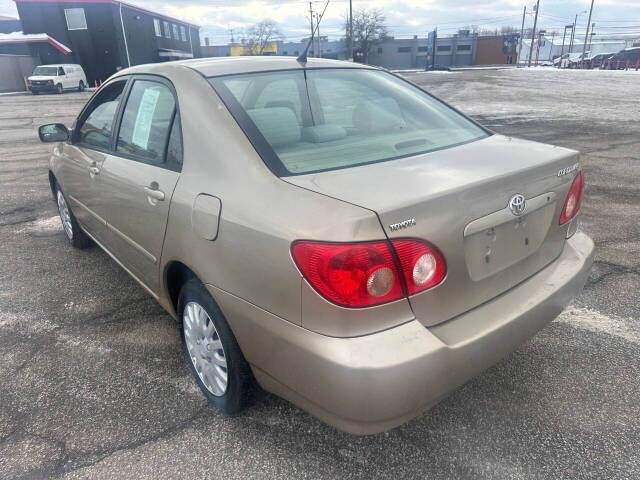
[121,56,378,78]
[38,64,82,67]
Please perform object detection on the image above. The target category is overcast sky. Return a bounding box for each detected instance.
[1,0,639,44]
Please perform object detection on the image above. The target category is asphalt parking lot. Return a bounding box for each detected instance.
[1,67,638,479]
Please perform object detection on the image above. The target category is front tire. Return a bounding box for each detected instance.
[56,83,63,94]
[178,279,252,414]
[55,184,92,249]
[78,80,85,92]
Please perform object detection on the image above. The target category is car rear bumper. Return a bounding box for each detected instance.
[208,230,594,435]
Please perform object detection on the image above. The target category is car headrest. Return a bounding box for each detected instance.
[265,101,298,120]
[352,98,406,133]
[247,107,301,148]
[301,124,347,143]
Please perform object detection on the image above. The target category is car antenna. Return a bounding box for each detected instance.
[297,0,330,64]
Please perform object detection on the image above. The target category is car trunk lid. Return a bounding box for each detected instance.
[283,135,580,327]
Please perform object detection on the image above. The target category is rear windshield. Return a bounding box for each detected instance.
[209,68,488,176]
[33,66,59,76]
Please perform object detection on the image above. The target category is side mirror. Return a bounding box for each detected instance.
[38,123,69,143]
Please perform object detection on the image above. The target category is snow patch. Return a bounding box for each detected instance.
[557,307,639,345]
[16,216,63,234]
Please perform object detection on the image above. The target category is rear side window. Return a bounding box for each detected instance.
[76,80,126,150]
[210,69,488,176]
[166,111,183,169]
[116,80,176,165]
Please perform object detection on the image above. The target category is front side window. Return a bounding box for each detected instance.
[210,69,487,176]
[76,80,127,150]
[58,67,65,76]
[65,8,87,30]
[154,18,161,37]
[163,21,170,38]
[116,80,176,165]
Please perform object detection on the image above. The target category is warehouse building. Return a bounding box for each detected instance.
[4,0,201,84]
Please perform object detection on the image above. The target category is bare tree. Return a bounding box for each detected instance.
[345,9,388,64]
[245,20,282,55]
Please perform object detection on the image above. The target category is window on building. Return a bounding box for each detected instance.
[437,45,451,52]
[64,8,87,30]
[180,25,187,42]
[294,50,299,55]
[172,24,179,40]
[163,21,170,38]
[154,18,161,37]
[377,47,383,54]
[283,51,288,55]
[398,46,411,53]
[457,44,471,51]
[417,46,428,52]
[116,80,177,166]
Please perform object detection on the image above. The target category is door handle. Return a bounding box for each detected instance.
[144,185,165,201]
[88,166,100,175]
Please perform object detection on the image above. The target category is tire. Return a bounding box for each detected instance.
[178,279,252,414]
[56,83,63,94]
[55,184,93,249]
[78,80,85,92]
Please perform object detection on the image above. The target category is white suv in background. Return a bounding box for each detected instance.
[28,64,87,95]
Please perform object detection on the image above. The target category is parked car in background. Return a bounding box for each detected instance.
[608,47,640,68]
[37,57,594,434]
[587,52,615,66]
[28,64,87,94]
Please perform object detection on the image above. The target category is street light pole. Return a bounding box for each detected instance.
[582,0,595,65]
[558,25,568,68]
[349,0,353,61]
[527,0,540,67]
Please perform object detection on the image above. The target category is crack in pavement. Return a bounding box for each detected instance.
[52,406,210,478]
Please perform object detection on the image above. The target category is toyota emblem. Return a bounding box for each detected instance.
[509,194,526,216]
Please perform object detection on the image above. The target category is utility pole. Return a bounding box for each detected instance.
[569,13,578,54]
[316,13,322,58]
[527,0,540,67]
[549,31,555,62]
[309,2,314,57]
[517,5,526,67]
[588,23,595,51]
[559,25,570,68]
[581,0,595,65]
[349,0,353,61]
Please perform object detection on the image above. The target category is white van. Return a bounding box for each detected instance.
[27,64,88,95]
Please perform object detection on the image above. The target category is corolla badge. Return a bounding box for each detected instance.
[508,194,526,216]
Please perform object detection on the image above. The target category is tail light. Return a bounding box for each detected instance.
[559,171,584,225]
[291,239,446,308]
[391,240,447,295]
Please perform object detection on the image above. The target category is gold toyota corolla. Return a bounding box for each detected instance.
[39,57,594,434]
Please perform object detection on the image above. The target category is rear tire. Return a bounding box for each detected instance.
[56,83,63,94]
[55,184,92,249]
[78,80,85,92]
[178,279,252,414]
